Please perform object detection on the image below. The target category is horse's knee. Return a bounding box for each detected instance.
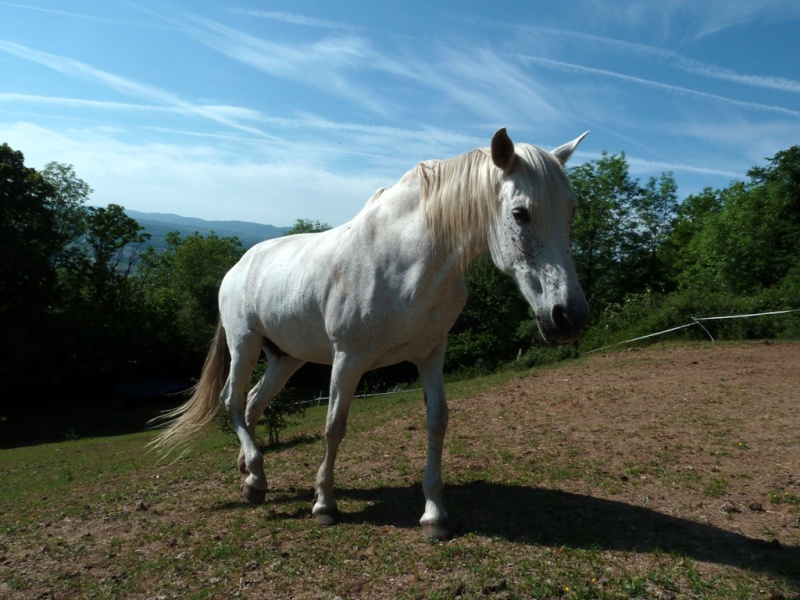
[223,395,243,419]
[325,418,347,444]
[245,403,264,428]
[427,408,449,439]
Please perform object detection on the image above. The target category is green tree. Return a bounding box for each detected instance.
[142,231,245,368]
[0,145,59,314]
[81,204,151,311]
[670,146,800,294]
[632,172,679,292]
[569,152,643,315]
[445,254,530,372]
[51,199,155,382]
[284,218,331,235]
[0,145,60,398]
[41,161,91,266]
[660,186,723,287]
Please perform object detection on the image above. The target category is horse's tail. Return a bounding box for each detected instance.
[148,323,229,455]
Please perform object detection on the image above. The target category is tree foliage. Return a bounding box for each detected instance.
[568,152,645,313]
[0,145,61,396]
[284,218,331,235]
[668,148,800,294]
[445,254,531,372]
[141,231,245,368]
[585,145,800,350]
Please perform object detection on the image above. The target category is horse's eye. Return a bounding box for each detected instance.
[511,206,530,224]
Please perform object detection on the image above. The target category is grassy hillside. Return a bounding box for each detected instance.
[1,342,798,599]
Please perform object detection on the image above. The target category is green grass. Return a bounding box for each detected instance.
[770,490,800,506]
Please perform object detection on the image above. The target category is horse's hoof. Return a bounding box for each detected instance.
[422,521,451,541]
[314,509,341,526]
[243,484,267,505]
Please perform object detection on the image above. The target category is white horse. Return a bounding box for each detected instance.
[152,128,588,539]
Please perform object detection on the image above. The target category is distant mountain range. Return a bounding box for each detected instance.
[125,210,291,251]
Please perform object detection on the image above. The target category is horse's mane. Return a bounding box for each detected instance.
[411,143,572,254]
[415,148,496,254]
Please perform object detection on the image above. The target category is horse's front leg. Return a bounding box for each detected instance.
[312,352,363,524]
[416,347,450,540]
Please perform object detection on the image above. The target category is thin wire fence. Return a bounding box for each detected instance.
[582,308,800,355]
[283,307,800,408]
[286,387,424,410]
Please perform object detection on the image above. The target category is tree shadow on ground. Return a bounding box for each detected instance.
[261,479,799,585]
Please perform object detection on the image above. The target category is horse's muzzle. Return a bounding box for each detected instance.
[543,299,588,345]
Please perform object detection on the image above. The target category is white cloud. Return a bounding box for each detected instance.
[179,15,390,116]
[625,155,740,179]
[671,119,800,166]
[506,24,800,95]
[517,54,800,118]
[228,9,354,31]
[0,92,181,114]
[0,0,170,28]
[0,39,280,139]
[565,0,800,41]
[0,121,392,226]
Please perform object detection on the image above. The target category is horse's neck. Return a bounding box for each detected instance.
[409,178,485,285]
[354,176,476,291]
[409,156,496,272]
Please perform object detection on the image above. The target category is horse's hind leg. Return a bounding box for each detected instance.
[416,346,450,540]
[312,352,364,524]
[222,331,268,503]
[236,350,305,476]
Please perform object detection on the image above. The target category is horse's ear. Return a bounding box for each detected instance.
[552,131,589,165]
[491,128,516,173]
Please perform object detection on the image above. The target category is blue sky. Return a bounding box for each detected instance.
[1,1,799,227]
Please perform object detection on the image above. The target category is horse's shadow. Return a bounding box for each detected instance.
[248,480,799,584]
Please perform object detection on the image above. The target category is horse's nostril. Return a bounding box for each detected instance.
[552,304,571,332]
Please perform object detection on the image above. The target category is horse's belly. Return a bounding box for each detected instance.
[255,303,334,365]
[370,326,452,368]
[342,287,466,369]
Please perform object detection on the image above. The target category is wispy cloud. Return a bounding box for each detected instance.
[671,59,800,95]
[228,9,354,31]
[442,48,563,126]
[0,39,281,139]
[0,40,173,102]
[178,14,391,116]
[508,25,800,96]
[674,0,800,39]
[625,155,740,179]
[517,54,800,119]
[0,90,484,160]
[558,0,800,41]
[0,92,180,114]
[0,120,392,226]
[0,0,171,29]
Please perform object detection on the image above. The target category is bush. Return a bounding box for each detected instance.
[511,343,579,371]
[579,283,800,353]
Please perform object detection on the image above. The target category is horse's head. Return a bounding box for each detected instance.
[487,128,588,345]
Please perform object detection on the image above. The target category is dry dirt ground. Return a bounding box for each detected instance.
[1,341,799,598]
[467,340,800,546]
